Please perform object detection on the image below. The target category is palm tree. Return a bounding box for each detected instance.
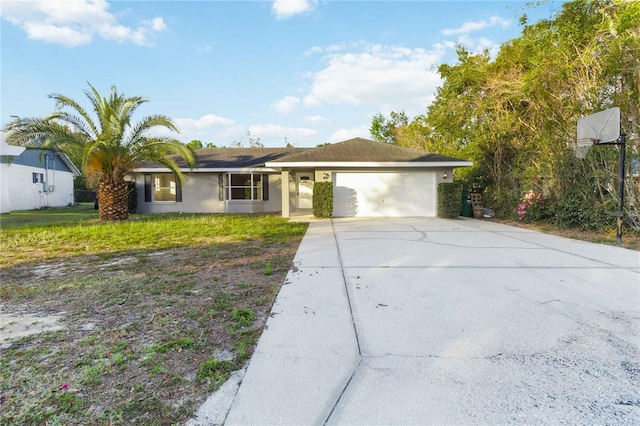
[3,83,196,220]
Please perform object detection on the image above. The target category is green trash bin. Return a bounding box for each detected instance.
[460,193,473,217]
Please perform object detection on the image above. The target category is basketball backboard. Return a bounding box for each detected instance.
[577,107,620,144]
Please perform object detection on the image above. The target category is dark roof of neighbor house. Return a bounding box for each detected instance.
[268,137,465,163]
[136,147,309,169]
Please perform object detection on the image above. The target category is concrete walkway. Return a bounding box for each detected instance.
[192,218,640,425]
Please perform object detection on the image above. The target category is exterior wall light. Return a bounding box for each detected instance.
[442,172,448,179]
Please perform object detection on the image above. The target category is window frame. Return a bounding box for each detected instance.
[144,173,182,203]
[221,172,269,201]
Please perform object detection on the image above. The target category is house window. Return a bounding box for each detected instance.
[144,174,182,202]
[33,173,44,183]
[221,173,268,201]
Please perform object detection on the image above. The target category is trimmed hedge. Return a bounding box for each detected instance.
[313,181,333,218]
[438,182,462,218]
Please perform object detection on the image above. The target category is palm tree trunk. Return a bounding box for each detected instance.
[97,176,129,221]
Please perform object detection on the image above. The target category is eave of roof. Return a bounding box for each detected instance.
[58,153,82,176]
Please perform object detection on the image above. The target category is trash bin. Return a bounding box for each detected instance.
[460,193,473,217]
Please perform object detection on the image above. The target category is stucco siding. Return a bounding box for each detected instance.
[131,173,283,214]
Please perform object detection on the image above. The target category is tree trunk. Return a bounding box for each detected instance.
[97,177,129,221]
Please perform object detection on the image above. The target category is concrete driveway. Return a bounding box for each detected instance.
[195,218,640,425]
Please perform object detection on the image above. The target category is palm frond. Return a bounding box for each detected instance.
[5,83,195,193]
[125,114,180,150]
[48,92,98,137]
[134,137,196,169]
[48,111,95,140]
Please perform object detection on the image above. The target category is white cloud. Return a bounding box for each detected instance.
[301,44,444,116]
[152,114,240,144]
[147,17,167,32]
[442,16,511,35]
[303,41,362,57]
[174,114,235,133]
[0,0,168,47]
[303,115,328,124]
[273,96,301,114]
[22,21,92,47]
[328,125,371,143]
[196,45,212,54]
[272,0,316,20]
[249,124,317,139]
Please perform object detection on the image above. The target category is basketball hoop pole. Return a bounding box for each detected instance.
[615,134,626,245]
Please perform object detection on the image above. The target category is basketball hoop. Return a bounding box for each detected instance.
[573,138,598,158]
[576,107,626,245]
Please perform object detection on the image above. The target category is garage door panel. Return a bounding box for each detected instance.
[333,172,436,217]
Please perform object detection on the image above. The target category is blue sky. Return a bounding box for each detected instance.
[1,0,565,148]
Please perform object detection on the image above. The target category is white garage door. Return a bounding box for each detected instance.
[333,172,436,217]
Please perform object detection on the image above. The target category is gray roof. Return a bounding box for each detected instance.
[135,138,469,170]
[137,147,308,169]
[268,138,465,163]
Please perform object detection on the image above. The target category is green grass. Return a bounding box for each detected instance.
[0,203,99,228]
[0,205,308,269]
[0,207,307,424]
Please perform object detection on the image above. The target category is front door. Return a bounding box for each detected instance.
[297,173,314,209]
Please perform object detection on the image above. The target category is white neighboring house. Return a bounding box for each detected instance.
[0,134,81,213]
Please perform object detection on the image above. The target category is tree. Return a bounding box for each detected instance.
[3,83,196,221]
[231,131,265,148]
[369,0,639,228]
[247,132,264,148]
[370,111,408,144]
[187,139,203,150]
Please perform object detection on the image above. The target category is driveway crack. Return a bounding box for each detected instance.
[321,220,363,425]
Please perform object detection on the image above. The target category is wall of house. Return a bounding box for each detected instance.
[0,162,75,213]
[131,172,283,214]
[282,167,456,216]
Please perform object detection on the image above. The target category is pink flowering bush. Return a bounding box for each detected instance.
[517,190,547,222]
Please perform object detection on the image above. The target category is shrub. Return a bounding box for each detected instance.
[438,182,462,218]
[550,194,617,232]
[74,189,96,203]
[313,181,333,218]
[516,190,549,222]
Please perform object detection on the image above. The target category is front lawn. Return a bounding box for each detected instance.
[0,207,308,425]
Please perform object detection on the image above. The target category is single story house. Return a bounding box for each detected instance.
[0,135,81,213]
[129,137,472,218]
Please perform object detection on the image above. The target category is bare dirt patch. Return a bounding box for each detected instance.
[0,238,302,424]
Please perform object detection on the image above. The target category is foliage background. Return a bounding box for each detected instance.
[371,0,639,233]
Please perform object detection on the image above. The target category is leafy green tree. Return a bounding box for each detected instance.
[3,83,196,221]
[370,111,408,144]
[371,0,639,229]
[187,139,203,150]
